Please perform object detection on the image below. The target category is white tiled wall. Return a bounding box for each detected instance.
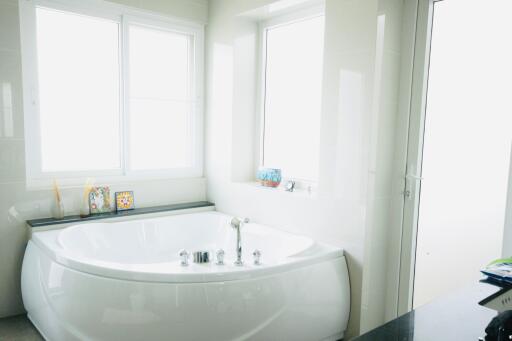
[0,0,208,318]
[359,0,406,333]
[205,0,406,337]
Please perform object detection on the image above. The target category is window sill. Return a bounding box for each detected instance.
[235,181,318,199]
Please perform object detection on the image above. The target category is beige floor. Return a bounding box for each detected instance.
[0,315,43,341]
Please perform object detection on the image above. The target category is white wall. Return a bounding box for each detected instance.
[205,0,405,337]
[358,0,407,332]
[109,0,208,23]
[0,0,208,318]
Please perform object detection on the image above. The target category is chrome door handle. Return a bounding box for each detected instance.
[406,174,424,180]
[403,173,424,199]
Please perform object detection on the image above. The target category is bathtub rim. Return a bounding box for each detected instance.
[29,212,345,284]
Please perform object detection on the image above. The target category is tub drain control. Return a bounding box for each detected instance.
[193,251,210,264]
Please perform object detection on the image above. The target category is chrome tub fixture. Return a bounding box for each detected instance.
[253,249,262,265]
[230,217,249,266]
[179,249,189,266]
[193,251,210,264]
[216,249,225,265]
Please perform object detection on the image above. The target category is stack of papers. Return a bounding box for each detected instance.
[481,258,512,285]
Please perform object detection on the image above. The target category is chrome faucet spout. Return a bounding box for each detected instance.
[230,217,249,266]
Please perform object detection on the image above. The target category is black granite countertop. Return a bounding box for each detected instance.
[353,282,501,341]
[27,201,215,227]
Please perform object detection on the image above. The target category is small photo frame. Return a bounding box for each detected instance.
[89,186,111,214]
[115,191,135,211]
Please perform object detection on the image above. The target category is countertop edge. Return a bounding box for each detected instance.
[26,201,215,227]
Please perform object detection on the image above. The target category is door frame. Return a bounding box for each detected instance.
[396,0,439,316]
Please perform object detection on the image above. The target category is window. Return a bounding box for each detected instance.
[35,8,121,172]
[128,25,193,170]
[260,12,325,184]
[20,0,203,187]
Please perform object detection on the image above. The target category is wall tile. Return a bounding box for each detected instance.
[0,1,20,52]
[0,182,32,316]
[0,140,25,183]
[0,50,24,140]
[324,0,378,55]
[108,0,209,23]
[372,51,401,198]
[378,0,404,54]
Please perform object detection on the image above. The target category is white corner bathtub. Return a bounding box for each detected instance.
[21,211,350,341]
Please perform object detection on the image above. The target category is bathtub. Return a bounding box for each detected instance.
[21,211,350,341]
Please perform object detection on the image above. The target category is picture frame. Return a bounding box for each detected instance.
[89,186,111,214]
[115,191,135,211]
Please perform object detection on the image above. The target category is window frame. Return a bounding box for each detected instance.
[256,5,325,189]
[19,0,204,189]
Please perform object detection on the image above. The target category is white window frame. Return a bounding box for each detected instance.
[256,5,325,190]
[19,0,204,189]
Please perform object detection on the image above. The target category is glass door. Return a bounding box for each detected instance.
[399,0,512,313]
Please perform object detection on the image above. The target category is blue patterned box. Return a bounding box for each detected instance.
[256,168,282,188]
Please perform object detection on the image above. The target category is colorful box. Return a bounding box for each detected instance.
[115,191,135,211]
[256,168,282,188]
[89,186,111,214]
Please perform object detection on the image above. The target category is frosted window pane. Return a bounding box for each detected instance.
[129,99,190,170]
[128,25,192,170]
[36,7,121,172]
[129,25,190,100]
[263,16,325,181]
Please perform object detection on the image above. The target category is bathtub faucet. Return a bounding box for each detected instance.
[230,217,249,266]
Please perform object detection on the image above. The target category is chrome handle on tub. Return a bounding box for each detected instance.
[179,249,189,266]
[193,251,210,264]
[253,249,261,265]
[216,249,225,265]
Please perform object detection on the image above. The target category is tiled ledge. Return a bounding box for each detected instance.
[27,201,215,228]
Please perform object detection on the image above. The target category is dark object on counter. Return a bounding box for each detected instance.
[353,283,498,341]
[484,310,512,341]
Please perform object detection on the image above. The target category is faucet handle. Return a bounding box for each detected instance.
[179,249,189,266]
[230,217,250,229]
[253,249,261,265]
[216,249,225,265]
